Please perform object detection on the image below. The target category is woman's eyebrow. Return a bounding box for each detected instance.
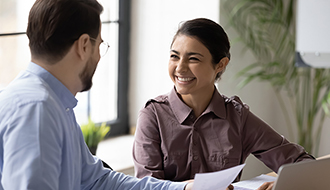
[170,50,204,57]
[187,52,204,57]
[170,50,180,55]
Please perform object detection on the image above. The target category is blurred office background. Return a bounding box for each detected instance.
[1,0,329,180]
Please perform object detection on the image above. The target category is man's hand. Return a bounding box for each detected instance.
[256,181,274,190]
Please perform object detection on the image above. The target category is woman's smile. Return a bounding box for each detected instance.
[176,76,196,83]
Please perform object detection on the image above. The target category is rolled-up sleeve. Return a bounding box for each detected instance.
[133,107,166,179]
[242,110,314,173]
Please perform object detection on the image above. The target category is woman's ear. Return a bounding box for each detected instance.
[75,34,91,61]
[215,57,229,73]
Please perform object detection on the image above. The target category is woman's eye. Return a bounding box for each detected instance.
[170,54,179,59]
[189,57,200,61]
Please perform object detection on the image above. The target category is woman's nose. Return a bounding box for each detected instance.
[176,59,188,73]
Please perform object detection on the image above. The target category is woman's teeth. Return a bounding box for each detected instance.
[177,77,194,82]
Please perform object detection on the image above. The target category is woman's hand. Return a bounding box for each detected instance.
[256,181,274,190]
[184,180,194,190]
[227,184,234,190]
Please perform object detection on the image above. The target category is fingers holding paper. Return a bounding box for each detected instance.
[256,181,274,190]
[227,184,234,190]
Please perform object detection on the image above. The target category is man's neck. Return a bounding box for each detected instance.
[31,56,82,96]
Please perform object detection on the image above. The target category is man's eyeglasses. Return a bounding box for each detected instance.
[90,37,110,57]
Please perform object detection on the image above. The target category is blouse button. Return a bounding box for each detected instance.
[193,155,199,161]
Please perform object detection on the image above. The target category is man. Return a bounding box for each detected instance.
[0,0,193,189]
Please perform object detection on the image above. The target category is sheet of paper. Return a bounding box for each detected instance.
[232,174,277,190]
[192,164,245,190]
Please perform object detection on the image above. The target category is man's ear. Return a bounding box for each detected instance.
[215,57,229,73]
[75,34,91,61]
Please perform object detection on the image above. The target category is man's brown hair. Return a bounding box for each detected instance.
[27,0,103,63]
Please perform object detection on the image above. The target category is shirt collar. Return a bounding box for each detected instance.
[168,86,226,124]
[168,87,192,124]
[205,87,227,119]
[26,62,78,109]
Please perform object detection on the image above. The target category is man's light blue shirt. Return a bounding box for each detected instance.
[0,62,186,190]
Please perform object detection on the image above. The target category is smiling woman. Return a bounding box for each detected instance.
[169,35,227,117]
[132,18,314,188]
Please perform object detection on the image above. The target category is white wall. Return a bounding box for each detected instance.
[129,0,220,121]
[129,0,330,180]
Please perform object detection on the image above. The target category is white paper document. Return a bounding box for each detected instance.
[192,164,245,190]
[232,174,277,190]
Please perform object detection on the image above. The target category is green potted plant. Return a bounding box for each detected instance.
[80,118,110,155]
[223,0,330,155]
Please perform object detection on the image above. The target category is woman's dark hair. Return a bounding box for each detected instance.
[171,18,231,81]
[27,0,103,63]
